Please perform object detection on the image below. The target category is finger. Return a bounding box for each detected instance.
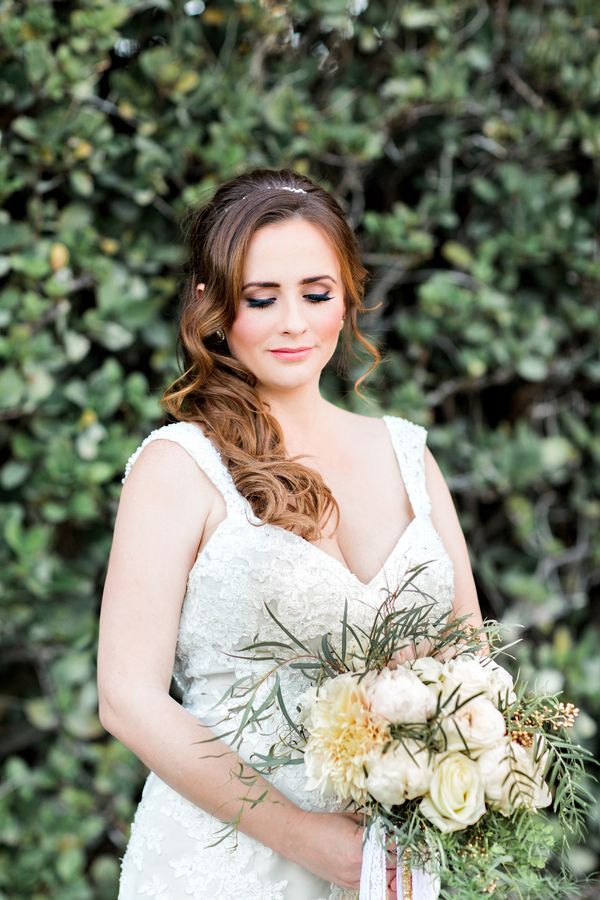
[386,868,397,900]
[346,814,366,828]
[342,809,364,820]
[420,637,436,657]
[389,649,409,668]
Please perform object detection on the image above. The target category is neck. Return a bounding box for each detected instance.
[257,382,336,450]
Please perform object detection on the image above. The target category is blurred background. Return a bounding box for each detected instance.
[0,0,598,896]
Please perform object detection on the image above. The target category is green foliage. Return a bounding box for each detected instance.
[1,0,598,894]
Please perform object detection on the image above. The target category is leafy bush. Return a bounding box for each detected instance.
[1,0,598,895]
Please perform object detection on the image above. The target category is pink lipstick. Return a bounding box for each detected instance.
[269,347,313,360]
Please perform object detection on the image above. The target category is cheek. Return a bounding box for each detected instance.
[228,309,271,349]
[318,301,345,340]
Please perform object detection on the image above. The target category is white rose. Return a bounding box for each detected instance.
[408,656,444,687]
[366,739,434,809]
[439,654,491,707]
[480,658,517,708]
[440,654,517,710]
[327,633,366,672]
[296,684,318,728]
[439,696,506,756]
[478,738,552,816]
[420,752,486,832]
[366,666,437,724]
[344,636,367,672]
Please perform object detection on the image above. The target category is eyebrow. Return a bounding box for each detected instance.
[242,274,337,290]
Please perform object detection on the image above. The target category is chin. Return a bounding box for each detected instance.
[263,374,317,390]
[256,364,321,389]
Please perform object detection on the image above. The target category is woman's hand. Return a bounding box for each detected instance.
[386,847,399,899]
[387,624,487,670]
[288,809,366,890]
[293,812,398,900]
[288,808,401,897]
[388,637,436,669]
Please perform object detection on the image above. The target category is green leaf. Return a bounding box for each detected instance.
[24,698,59,731]
[0,366,25,408]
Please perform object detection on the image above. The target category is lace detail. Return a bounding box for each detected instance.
[382,415,431,517]
[359,823,387,899]
[117,416,455,898]
[122,421,249,518]
[119,775,289,899]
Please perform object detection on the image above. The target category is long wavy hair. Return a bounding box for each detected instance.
[161,167,381,540]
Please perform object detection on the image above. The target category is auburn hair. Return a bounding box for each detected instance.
[161,167,381,540]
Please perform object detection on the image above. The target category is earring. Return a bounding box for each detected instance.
[214,328,225,341]
[339,318,345,331]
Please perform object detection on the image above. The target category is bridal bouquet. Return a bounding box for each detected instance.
[203,563,594,899]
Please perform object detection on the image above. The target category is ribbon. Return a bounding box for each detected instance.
[359,824,440,900]
[359,820,387,899]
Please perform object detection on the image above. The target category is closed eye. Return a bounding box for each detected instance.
[245,293,334,309]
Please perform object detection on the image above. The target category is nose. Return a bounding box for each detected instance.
[279,298,308,335]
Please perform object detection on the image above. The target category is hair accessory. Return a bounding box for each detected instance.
[237,185,308,203]
[223,184,308,213]
[214,328,225,341]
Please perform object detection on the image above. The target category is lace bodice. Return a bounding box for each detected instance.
[118,415,454,899]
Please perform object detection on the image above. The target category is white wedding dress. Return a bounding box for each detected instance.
[116,415,455,899]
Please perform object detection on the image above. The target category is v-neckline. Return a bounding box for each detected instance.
[238,415,421,590]
[186,415,424,590]
[265,513,422,590]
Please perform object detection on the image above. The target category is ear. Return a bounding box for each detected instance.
[196,282,206,298]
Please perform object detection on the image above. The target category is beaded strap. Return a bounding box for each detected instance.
[121,421,248,517]
[382,415,432,518]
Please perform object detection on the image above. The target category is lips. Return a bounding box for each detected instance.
[270,347,312,353]
[269,346,313,360]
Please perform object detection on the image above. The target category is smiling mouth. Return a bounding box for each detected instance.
[270,347,312,353]
[268,347,314,361]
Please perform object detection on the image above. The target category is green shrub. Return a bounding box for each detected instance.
[1,1,598,894]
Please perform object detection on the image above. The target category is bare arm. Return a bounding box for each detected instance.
[97,439,365,889]
[391,443,487,673]
[423,445,484,630]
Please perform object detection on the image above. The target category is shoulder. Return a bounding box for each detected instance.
[332,407,426,436]
[382,413,428,445]
[329,410,390,452]
[331,408,429,452]
[115,428,220,556]
[121,421,215,485]
[120,420,229,523]
[381,415,444,497]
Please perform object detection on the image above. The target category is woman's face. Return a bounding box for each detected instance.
[224,217,346,395]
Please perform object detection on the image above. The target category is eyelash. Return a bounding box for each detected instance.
[245,293,334,309]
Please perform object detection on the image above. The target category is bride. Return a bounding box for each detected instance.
[97,167,483,899]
